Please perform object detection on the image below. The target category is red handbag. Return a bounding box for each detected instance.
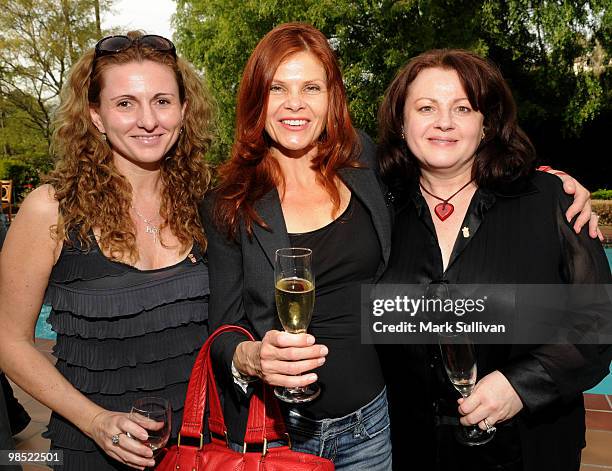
[156,324,334,470]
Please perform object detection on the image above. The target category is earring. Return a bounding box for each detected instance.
[101,132,107,142]
[481,127,486,140]
[400,126,405,140]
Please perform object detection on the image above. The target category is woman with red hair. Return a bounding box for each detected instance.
[202,23,597,470]
[203,22,393,469]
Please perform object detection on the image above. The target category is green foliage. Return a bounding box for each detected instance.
[0,96,50,168]
[174,0,610,164]
[592,189,612,200]
[0,0,113,171]
[0,158,39,201]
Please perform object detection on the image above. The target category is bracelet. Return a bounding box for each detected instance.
[88,410,106,432]
[231,361,259,384]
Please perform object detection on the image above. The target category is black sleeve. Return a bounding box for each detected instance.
[501,180,612,413]
[200,198,255,405]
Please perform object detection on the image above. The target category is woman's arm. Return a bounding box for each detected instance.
[201,198,325,391]
[538,166,600,239]
[0,186,154,470]
[459,180,611,429]
[200,197,255,394]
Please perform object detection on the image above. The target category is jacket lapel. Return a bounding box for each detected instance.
[338,166,391,275]
[252,188,291,268]
[252,167,392,274]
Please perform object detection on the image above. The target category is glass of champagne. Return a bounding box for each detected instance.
[129,397,171,455]
[274,247,320,403]
[438,334,495,446]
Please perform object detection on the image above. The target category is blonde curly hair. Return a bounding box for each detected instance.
[47,32,213,263]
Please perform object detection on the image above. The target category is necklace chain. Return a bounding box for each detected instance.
[131,206,161,243]
[419,179,474,204]
[419,179,474,222]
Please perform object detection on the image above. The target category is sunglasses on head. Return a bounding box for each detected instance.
[94,34,176,58]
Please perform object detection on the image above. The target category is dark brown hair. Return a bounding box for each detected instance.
[213,22,359,238]
[378,48,535,196]
[48,31,213,262]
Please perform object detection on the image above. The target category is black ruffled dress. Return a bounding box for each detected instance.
[42,235,209,470]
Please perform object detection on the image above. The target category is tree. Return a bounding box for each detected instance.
[0,0,113,154]
[174,0,610,170]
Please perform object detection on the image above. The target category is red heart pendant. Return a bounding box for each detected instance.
[434,202,454,221]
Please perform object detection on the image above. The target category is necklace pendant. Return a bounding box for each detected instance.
[145,225,160,243]
[434,202,454,221]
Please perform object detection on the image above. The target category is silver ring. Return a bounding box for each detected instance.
[111,432,123,446]
[483,418,496,433]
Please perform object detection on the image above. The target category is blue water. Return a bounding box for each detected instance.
[35,304,54,339]
[34,248,612,393]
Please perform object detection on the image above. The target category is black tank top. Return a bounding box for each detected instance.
[288,195,384,419]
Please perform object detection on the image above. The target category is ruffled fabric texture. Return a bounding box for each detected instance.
[43,238,209,454]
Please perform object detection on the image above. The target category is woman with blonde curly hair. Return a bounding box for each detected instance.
[0,32,212,469]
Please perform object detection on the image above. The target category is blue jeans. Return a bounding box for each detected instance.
[284,388,392,470]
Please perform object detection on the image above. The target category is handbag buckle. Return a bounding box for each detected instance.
[242,437,268,456]
[177,432,204,450]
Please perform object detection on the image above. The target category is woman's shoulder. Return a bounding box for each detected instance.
[18,184,59,222]
[354,129,377,167]
[1,184,62,263]
[529,171,572,207]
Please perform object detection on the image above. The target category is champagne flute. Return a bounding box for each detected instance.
[274,247,320,403]
[438,334,495,446]
[129,397,171,455]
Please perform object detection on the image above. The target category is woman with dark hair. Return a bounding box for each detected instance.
[0,32,212,469]
[377,49,611,471]
[203,25,595,470]
[203,22,393,469]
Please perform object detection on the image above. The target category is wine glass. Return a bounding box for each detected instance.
[273,247,320,403]
[129,397,171,455]
[438,334,495,446]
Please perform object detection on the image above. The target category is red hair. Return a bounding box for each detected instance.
[214,22,359,238]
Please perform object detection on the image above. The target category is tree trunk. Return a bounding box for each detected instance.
[94,0,101,37]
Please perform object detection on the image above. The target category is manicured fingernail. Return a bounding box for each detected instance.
[308,374,317,381]
[318,357,326,365]
[306,335,315,345]
[320,346,328,355]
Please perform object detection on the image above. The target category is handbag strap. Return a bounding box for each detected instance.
[179,324,287,445]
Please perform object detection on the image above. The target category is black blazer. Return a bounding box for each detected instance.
[201,132,392,442]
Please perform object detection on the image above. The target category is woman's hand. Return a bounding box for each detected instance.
[88,409,156,470]
[234,331,328,388]
[539,167,602,239]
[457,370,523,431]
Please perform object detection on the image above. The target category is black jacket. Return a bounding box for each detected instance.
[200,132,392,443]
